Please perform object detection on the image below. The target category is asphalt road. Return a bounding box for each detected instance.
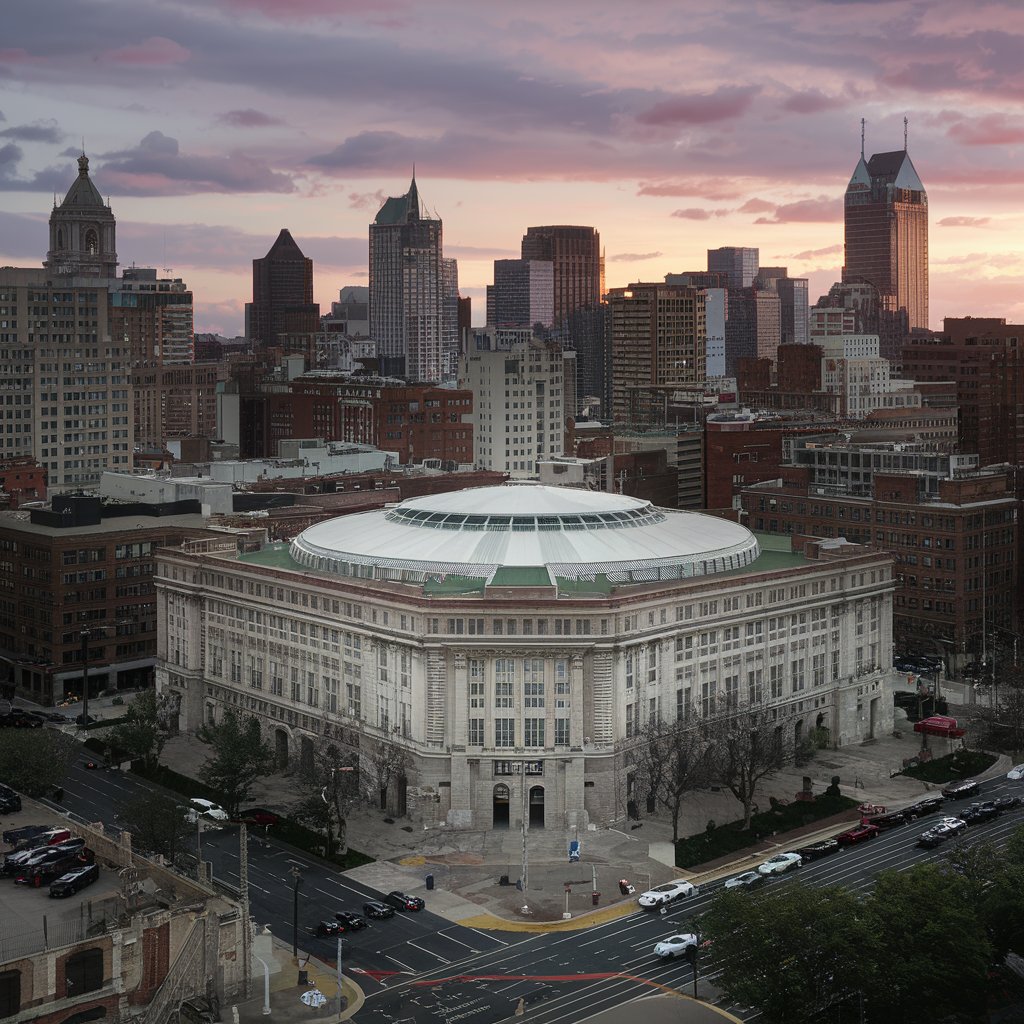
[29,754,1024,1024]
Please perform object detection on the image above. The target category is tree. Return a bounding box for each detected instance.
[0,729,78,797]
[106,688,176,771]
[116,791,191,862]
[633,709,716,842]
[196,711,274,817]
[710,701,792,830]
[863,864,991,1024]
[972,661,1024,755]
[294,738,360,856]
[699,882,873,1024]
[366,731,411,816]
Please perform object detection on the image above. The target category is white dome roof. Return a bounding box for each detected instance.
[291,484,759,587]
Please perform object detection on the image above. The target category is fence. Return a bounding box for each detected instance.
[0,895,119,962]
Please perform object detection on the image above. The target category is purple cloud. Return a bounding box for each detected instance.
[218,108,283,127]
[754,196,841,224]
[948,114,1024,146]
[636,85,759,127]
[0,119,62,143]
[671,208,727,221]
[781,89,847,114]
[607,251,663,262]
[103,36,190,65]
[738,198,775,214]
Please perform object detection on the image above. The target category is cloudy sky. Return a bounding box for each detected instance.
[2,0,1024,335]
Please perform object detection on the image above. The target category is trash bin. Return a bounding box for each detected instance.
[425,873,434,891]
[499,874,510,886]
[618,879,630,895]
[591,892,600,906]
[297,969,309,986]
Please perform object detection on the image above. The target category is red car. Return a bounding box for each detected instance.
[836,823,880,845]
[237,807,281,826]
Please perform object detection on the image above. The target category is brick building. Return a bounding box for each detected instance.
[0,457,46,509]
[740,437,1018,665]
[0,495,230,704]
[131,362,227,448]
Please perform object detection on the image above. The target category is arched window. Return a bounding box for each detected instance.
[84,229,98,255]
[56,229,64,250]
[65,948,104,997]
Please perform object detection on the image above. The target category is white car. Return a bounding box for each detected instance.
[757,852,803,875]
[187,798,229,822]
[653,933,698,959]
[723,871,764,890]
[1008,764,1024,781]
[637,878,696,908]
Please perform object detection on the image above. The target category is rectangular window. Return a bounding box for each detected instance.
[495,718,515,747]
[469,718,484,746]
[554,719,570,746]
[524,718,545,747]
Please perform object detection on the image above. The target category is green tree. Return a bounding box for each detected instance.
[106,689,175,771]
[294,738,360,855]
[196,711,274,817]
[711,700,793,829]
[0,729,78,797]
[699,882,873,1024]
[863,864,991,1024]
[116,791,191,862]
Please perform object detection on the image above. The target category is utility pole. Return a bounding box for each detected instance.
[520,766,529,895]
[290,865,303,958]
[239,823,252,1000]
[336,934,344,1018]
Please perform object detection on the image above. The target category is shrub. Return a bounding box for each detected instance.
[899,749,996,784]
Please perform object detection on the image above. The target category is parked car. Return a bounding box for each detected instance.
[901,796,944,819]
[994,795,1022,813]
[362,900,395,920]
[385,890,425,912]
[5,840,88,878]
[2,824,48,846]
[237,807,281,827]
[9,827,73,853]
[1007,764,1024,781]
[796,838,840,861]
[0,790,21,814]
[334,911,366,931]
[959,802,1000,825]
[314,920,345,937]
[16,849,94,888]
[49,862,99,898]
[941,780,980,800]
[757,852,802,875]
[637,878,697,909]
[917,817,968,847]
[723,871,764,890]
[186,798,229,823]
[653,933,699,959]
[864,810,907,829]
[836,823,880,845]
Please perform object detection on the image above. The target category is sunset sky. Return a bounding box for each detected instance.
[2,0,1024,336]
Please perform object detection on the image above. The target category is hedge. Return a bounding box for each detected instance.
[898,749,997,784]
[674,793,859,868]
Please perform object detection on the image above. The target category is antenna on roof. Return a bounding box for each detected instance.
[904,115,909,151]
[860,117,865,159]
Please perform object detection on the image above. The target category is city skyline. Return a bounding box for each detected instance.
[2,0,1024,334]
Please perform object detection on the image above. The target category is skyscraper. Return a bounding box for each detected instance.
[248,229,318,349]
[521,226,601,325]
[706,247,759,291]
[486,259,554,328]
[843,128,928,332]
[369,176,451,381]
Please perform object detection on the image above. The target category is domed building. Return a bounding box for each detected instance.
[157,484,895,829]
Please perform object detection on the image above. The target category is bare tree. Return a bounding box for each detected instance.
[633,708,717,842]
[366,730,412,816]
[295,737,360,855]
[711,700,793,830]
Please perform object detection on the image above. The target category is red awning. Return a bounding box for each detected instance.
[913,715,965,738]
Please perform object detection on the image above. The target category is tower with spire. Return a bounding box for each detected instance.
[44,153,118,278]
[842,121,928,333]
[248,228,318,349]
[369,174,453,381]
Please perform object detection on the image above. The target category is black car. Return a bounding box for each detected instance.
[0,791,21,814]
[49,862,99,898]
[941,779,980,800]
[314,920,345,937]
[4,837,84,874]
[864,810,907,829]
[2,823,47,846]
[796,838,840,861]
[363,900,395,920]
[385,890,425,912]
[994,795,1022,812]
[334,911,367,930]
[8,827,75,854]
[901,796,944,819]
[916,830,945,849]
[16,849,94,888]
[959,802,999,825]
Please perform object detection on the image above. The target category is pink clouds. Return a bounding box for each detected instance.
[607,252,663,262]
[671,208,727,221]
[781,89,847,114]
[218,109,283,128]
[636,85,759,126]
[638,180,749,201]
[104,36,190,65]
[754,196,842,224]
[938,216,991,227]
[947,114,1024,146]
[738,198,775,214]
[787,244,843,260]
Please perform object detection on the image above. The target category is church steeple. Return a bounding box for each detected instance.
[44,152,117,278]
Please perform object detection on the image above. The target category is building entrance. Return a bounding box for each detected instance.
[493,784,510,829]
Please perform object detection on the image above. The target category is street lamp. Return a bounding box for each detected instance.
[290,865,303,957]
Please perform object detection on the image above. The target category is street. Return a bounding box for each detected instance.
[43,754,1024,1023]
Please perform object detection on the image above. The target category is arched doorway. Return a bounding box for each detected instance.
[274,728,289,770]
[529,786,545,828]
[794,719,804,747]
[492,784,510,829]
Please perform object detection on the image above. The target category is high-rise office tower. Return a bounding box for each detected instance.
[369,176,448,381]
[248,229,319,349]
[441,256,460,380]
[486,259,554,328]
[757,268,808,346]
[111,268,194,366]
[521,226,601,326]
[843,127,928,332]
[706,247,759,291]
[1,155,133,487]
[608,283,706,424]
